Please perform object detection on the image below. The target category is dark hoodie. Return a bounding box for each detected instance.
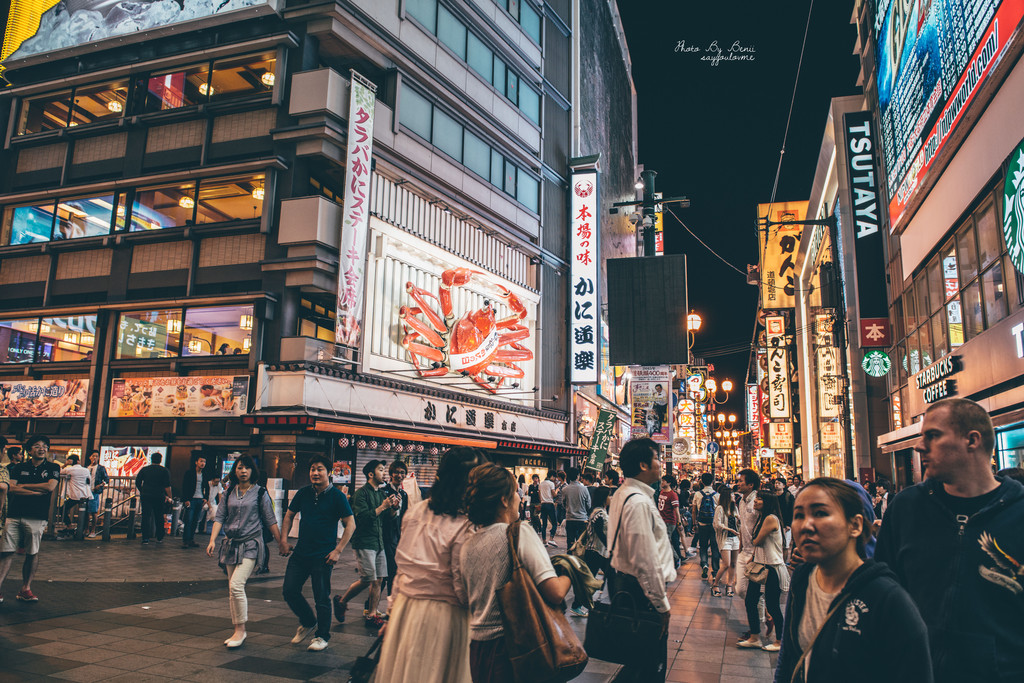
[774,560,932,683]
[875,477,1024,682]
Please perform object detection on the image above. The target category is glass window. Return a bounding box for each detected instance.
[982,260,1008,326]
[962,281,983,340]
[946,298,963,348]
[520,2,541,42]
[131,182,196,231]
[903,285,917,335]
[2,201,57,245]
[406,0,438,32]
[37,316,97,362]
[914,274,929,329]
[493,56,506,95]
[918,317,932,367]
[907,329,921,375]
[400,87,433,141]
[507,0,520,17]
[432,108,463,162]
[467,33,493,81]
[0,319,40,363]
[941,243,958,302]
[926,257,942,314]
[957,220,978,284]
[195,174,265,224]
[976,198,1003,268]
[18,91,72,134]
[116,310,182,359]
[140,64,210,112]
[503,159,517,196]
[464,130,491,180]
[519,84,540,124]
[517,169,538,213]
[70,81,129,126]
[931,312,948,358]
[505,70,519,105]
[438,6,467,59]
[53,195,115,240]
[490,149,504,187]
[209,55,276,101]
[896,342,907,385]
[183,305,253,356]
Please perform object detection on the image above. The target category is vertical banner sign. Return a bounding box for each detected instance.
[336,71,377,347]
[746,384,760,446]
[843,111,891,348]
[768,347,792,419]
[630,365,672,444]
[758,201,808,309]
[587,409,617,470]
[570,168,600,384]
[765,315,785,343]
[769,422,794,450]
[815,314,841,419]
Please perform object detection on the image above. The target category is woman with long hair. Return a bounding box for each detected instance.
[775,478,931,683]
[736,490,788,652]
[583,486,611,583]
[712,483,740,597]
[375,447,484,683]
[459,463,570,682]
[206,455,284,648]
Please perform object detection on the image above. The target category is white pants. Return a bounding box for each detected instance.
[735,549,765,622]
[226,558,257,625]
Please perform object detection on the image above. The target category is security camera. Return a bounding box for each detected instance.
[629,212,642,225]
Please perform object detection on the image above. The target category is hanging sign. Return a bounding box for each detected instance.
[758,201,808,309]
[569,167,600,384]
[862,350,892,377]
[769,422,794,450]
[586,409,617,470]
[629,366,671,444]
[767,346,792,419]
[336,71,377,347]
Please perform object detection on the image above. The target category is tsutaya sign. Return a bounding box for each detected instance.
[569,163,600,384]
[915,355,961,404]
[843,110,891,348]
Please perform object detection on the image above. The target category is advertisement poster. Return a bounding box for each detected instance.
[100,446,166,477]
[758,201,808,309]
[586,409,617,470]
[109,375,249,418]
[0,379,88,418]
[569,167,600,384]
[874,0,1024,229]
[630,366,671,444]
[2,0,274,64]
[335,71,377,347]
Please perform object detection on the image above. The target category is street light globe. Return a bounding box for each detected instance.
[717,412,726,423]
[729,414,737,424]
[687,312,702,332]
[705,378,717,392]
[722,379,733,392]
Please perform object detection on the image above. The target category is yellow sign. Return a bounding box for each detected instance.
[758,200,808,310]
[2,0,61,64]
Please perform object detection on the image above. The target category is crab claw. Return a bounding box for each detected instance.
[441,268,485,288]
[400,306,445,348]
[405,283,446,333]
[495,286,528,321]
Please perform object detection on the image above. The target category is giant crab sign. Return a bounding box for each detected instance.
[399,268,532,394]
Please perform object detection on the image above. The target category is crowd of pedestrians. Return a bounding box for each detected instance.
[2,395,1024,683]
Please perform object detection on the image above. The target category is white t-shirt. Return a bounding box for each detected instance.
[539,479,555,504]
[459,522,557,640]
[63,464,92,500]
[799,566,840,666]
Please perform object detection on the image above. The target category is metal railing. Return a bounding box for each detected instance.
[48,475,140,540]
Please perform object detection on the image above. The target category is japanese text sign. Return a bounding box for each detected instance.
[109,376,249,418]
[630,366,671,444]
[0,379,88,418]
[570,168,600,383]
[587,409,617,470]
[758,201,807,310]
[767,347,792,419]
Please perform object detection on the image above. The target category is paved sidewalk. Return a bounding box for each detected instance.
[1,532,776,682]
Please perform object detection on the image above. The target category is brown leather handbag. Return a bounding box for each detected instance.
[497,521,589,682]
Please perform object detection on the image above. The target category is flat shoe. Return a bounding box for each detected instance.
[762,642,781,652]
[737,640,762,649]
[225,634,246,648]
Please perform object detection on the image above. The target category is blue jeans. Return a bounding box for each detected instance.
[283,554,334,640]
[182,499,205,545]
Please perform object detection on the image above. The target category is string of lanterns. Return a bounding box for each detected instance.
[337,437,441,462]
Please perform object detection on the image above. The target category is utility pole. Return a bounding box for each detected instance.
[610,169,689,256]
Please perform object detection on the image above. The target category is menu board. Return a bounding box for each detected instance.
[0,379,88,418]
[109,376,249,418]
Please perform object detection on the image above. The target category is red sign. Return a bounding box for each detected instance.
[859,317,891,348]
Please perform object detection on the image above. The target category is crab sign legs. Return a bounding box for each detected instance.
[399,268,533,393]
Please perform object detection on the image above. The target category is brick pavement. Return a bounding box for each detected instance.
[1,531,776,682]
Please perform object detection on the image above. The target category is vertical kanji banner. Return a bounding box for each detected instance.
[757,201,807,310]
[587,409,617,470]
[570,168,600,384]
[336,71,376,347]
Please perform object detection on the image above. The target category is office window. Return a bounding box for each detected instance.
[464,130,491,180]
[140,64,210,112]
[209,54,276,101]
[931,312,948,358]
[53,195,115,240]
[957,220,978,283]
[70,81,128,126]
[438,6,467,59]
[131,182,197,231]
[503,159,517,196]
[0,319,40,363]
[517,170,539,213]
[400,87,433,141]
[926,257,942,315]
[493,56,506,95]
[982,259,1008,326]
[519,84,540,124]
[37,316,97,362]
[976,198,1003,268]
[299,296,335,342]
[116,310,182,359]
[432,108,463,162]
[520,2,541,42]
[195,174,265,224]
[183,305,253,356]
[406,0,438,32]
[2,201,57,245]
[467,33,492,81]
[914,274,928,330]
[18,91,72,134]
[505,70,519,104]
[490,149,504,188]
[918,315,933,367]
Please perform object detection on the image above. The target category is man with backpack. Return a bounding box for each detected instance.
[691,472,719,580]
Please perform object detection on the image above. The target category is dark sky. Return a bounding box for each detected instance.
[617,1,861,423]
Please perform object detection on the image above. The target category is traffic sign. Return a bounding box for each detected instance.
[706,441,720,455]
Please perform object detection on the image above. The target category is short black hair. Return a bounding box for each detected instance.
[700,472,713,487]
[565,467,579,481]
[661,474,677,488]
[591,486,611,509]
[67,454,80,465]
[389,460,408,475]
[363,459,385,477]
[150,451,162,465]
[738,468,760,489]
[308,454,332,471]
[23,434,50,451]
[89,449,100,457]
[604,470,620,486]
[0,435,7,450]
[619,438,658,478]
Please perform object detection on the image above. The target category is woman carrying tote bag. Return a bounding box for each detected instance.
[737,490,788,652]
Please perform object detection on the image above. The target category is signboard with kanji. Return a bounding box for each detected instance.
[587,409,617,470]
[767,346,792,419]
[758,201,807,310]
[570,168,600,384]
[629,366,671,444]
[336,72,376,348]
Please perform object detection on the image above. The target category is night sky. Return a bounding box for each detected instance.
[617,1,862,424]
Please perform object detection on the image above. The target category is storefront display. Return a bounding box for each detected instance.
[109,375,249,418]
[0,378,88,417]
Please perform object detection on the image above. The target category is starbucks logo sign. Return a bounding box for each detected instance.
[1004,143,1024,275]
[862,350,891,378]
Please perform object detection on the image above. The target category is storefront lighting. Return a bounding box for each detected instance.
[199,82,214,96]
[261,72,275,87]
[243,337,251,351]
[81,334,95,346]
[252,187,265,201]
[167,318,182,334]
[187,339,203,353]
[687,312,702,332]
[26,322,38,333]
[240,314,254,330]
[107,100,123,113]
[63,332,79,344]
[178,196,195,209]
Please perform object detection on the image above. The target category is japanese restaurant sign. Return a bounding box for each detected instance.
[0,379,88,418]
[767,347,792,420]
[336,71,377,348]
[769,422,794,450]
[758,201,807,310]
[746,383,760,446]
[629,365,671,444]
[109,376,249,418]
[586,409,617,470]
[570,167,600,384]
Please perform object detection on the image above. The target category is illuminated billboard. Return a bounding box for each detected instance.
[874,0,1024,230]
[2,0,274,65]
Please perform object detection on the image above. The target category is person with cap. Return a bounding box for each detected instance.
[333,459,399,629]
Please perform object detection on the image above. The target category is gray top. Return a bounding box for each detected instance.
[215,485,277,566]
[561,481,592,522]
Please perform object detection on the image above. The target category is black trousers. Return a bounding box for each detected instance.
[745,566,784,638]
[140,496,165,541]
[696,524,720,573]
[609,573,667,683]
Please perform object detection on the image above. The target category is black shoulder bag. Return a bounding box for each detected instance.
[584,493,666,665]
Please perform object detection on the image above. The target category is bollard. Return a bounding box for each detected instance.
[102,497,112,542]
[75,500,88,540]
[170,502,182,537]
[126,496,137,540]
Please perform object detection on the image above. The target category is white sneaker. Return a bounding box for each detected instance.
[291,625,316,644]
[307,637,329,652]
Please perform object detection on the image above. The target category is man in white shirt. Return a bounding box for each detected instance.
[607,438,676,682]
[61,454,92,534]
[734,468,764,639]
[538,472,557,545]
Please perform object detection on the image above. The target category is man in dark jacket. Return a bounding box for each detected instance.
[378,460,408,599]
[135,452,172,544]
[875,398,1024,682]
[180,454,210,549]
